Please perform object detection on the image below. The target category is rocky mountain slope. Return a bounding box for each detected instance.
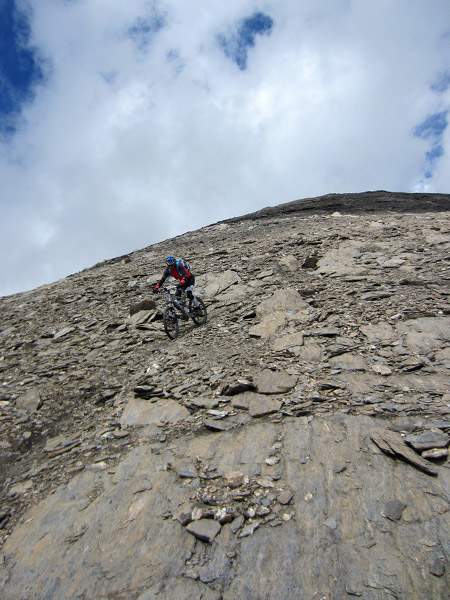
[1,191,450,599]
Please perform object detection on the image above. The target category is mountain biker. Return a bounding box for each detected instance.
[153,256,198,313]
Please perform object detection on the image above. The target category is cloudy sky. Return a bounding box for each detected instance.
[1,0,449,297]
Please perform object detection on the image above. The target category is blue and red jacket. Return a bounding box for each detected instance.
[157,260,193,288]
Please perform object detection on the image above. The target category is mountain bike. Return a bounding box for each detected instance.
[159,286,207,339]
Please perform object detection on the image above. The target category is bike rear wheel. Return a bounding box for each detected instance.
[163,306,179,339]
[191,298,207,325]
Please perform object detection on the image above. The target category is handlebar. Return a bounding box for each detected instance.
[157,285,180,294]
[155,286,186,303]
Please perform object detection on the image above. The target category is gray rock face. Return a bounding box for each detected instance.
[2,415,448,599]
[1,191,450,599]
[255,369,298,394]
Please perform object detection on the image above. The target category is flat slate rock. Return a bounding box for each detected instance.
[120,397,190,427]
[422,448,449,459]
[53,326,75,340]
[203,418,234,431]
[129,299,156,315]
[172,459,198,479]
[128,310,153,327]
[248,394,282,417]
[371,429,438,476]
[15,389,43,413]
[230,391,253,410]
[248,312,287,339]
[273,332,304,351]
[404,430,450,451]
[191,396,220,409]
[202,270,241,297]
[255,369,298,394]
[257,288,310,316]
[382,499,407,521]
[360,322,396,343]
[361,291,392,301]
[328,352,367,371]
[185,519,222,543]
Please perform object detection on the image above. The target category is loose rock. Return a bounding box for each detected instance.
[186,519,222,543]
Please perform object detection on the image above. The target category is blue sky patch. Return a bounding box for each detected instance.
[0,0,45,135]
[167,49,184,75]
[217,12,274,70]
[414,111,448,140]
[414,110,448,179]
[426,144,444,161]
[128,8,167,51]
[431,72,450,93]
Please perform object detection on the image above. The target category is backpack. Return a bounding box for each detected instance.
[175,258,191,275]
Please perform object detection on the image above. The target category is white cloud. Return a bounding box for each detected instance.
[1,0,449,296]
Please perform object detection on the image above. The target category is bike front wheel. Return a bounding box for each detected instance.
[163,306,179,339]
[191,298,207,325]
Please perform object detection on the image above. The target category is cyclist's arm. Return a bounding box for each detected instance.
[157,268,170,287]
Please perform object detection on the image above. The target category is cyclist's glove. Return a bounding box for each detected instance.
[180,279,186,285]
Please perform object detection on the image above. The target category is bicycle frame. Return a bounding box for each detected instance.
[164,286,188,316]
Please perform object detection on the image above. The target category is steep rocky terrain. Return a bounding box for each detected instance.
[1,191,450,599]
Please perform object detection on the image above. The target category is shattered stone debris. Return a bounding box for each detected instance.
[1,191,450,599]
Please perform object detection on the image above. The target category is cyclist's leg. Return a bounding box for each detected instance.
[186,276,197,309]
[175,283,184,302]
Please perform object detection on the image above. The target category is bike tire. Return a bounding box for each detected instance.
[163,306,179,339]
[191,298,207,325]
